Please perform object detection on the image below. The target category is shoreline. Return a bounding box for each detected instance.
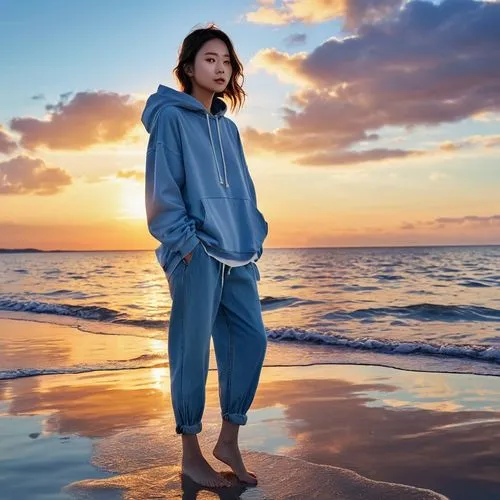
[2,312,500,379]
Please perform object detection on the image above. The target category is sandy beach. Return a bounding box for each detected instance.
[2,316,500,499]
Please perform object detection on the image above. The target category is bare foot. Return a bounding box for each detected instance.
[182,455,231,488]
[213,441,258,485]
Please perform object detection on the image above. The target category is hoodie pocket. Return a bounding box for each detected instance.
[200,197,268,254]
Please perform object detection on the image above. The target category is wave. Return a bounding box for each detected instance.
[0,296,302,328]
[267,327,500,364]
[322,303,500,322]
[0,298,122,321]
[0,298,169,331]
[0,355,168,380]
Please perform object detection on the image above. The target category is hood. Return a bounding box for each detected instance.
[141,84,227,134]
[142,84,232,188]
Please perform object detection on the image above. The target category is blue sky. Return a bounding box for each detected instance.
[1,0,337,126]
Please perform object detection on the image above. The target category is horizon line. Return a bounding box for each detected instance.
[1,243,499,253]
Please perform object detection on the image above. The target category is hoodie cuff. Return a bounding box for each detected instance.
[256,245,263,261]
[179,234,200,260]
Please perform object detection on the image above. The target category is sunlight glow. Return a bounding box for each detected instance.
[119,181,145,220]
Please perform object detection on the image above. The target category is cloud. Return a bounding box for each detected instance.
[250,48,309,84]
[295,147,424,166]
[284,33,307,46]
[400,214,500,230]
[116,169,144,181]
[31,94,45,101]
[10,91,144,151]
[245,0,405,31]
[0,126,17,154]
[435,214,500,226]
[0,155,72,195]
[245,0,500,167]
[439,134,500,151]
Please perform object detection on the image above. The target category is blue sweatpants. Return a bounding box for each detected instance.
[166,240,267,435]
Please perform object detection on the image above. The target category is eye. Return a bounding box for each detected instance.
[224,60,231,65]
[206,58,215,63]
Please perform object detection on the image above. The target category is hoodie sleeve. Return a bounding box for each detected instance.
[145,109,199,260]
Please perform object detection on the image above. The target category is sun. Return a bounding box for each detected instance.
[119,180,146,220]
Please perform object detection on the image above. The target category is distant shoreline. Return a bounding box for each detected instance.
[0,248,152,253]
[1,244,499,254]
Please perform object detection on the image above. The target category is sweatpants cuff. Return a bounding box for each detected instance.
[176,422,202,435]
[223,412,247,426]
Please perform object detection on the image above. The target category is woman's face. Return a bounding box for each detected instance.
[191,38,233,94]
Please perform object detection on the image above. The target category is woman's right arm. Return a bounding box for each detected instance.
[144,109,199,261]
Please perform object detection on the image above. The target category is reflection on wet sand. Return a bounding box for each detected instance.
[3,362,500,498]
[251,373,500,499]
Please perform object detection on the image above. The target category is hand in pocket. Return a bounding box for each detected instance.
[183,251,193,265]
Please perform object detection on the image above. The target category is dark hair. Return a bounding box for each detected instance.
[174,23,247,113]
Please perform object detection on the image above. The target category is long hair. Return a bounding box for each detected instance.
[174,23,246,113]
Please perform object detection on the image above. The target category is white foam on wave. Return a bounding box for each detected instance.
[0,356,167,381]
[267,327,500,364]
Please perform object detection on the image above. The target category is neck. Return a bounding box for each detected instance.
[190,83,215,114]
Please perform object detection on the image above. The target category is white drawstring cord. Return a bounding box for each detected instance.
[220,262,232,289]
[216,118,229,188]
[206,113,229,188]
[206,113,224,185]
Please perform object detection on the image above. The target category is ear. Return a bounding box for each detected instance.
[184,63,194,77]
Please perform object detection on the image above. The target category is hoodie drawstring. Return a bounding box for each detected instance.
[216,118,229,188]
[220,262,233,289]
[206,114,229,188]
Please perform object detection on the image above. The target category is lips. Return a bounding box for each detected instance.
[214,79,225,84]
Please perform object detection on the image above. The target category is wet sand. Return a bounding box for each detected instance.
[2,318,500,499]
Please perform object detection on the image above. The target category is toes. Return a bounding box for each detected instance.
[241,475,258,485]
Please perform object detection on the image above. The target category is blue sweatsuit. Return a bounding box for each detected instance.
[142,85,269,434]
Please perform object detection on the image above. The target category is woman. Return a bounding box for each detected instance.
[142,24,269,488]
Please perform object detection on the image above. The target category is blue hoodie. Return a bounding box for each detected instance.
[141,84,268,278]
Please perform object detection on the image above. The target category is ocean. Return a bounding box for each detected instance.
[1,245,499,379]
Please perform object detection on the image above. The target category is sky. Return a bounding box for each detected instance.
[1,0,499,250]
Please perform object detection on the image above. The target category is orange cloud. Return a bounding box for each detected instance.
[246,0,500,167]
[9,91,144,151]
[439,135,500,151]
[245,0,404,30]
[246,4,292,25]
[250,48,307,84]
[0,155,72,195]
[296,148,424,166]
[116,169,144,181]
[435,215,500,227]
[400,214,500,231]
[0,126,17,154]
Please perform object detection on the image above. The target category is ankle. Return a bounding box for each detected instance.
[216,437,238,447]
[182,451,205,463]
[182,435,204,460]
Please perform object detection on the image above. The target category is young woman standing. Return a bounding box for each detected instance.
[142,25,269,488]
